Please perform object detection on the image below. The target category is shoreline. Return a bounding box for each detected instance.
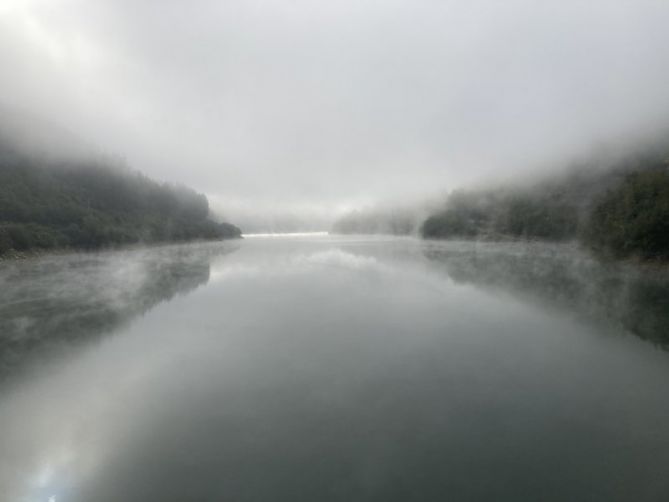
[0,235,243,262]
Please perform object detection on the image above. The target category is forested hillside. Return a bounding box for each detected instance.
[0,146,241,255]
[421,147,669,260]
[585,168,669,259]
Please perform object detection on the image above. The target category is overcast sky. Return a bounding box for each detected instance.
[2,0,669,226]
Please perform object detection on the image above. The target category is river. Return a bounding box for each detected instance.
[1,235,668,501]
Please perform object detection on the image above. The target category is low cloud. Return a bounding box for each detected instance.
[2,0,669,228]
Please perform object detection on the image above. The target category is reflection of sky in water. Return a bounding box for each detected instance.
[1,237,669,501]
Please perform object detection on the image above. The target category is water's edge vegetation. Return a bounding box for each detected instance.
[333,144,669,262]
[0,145,241,257]
[421,156,669,261]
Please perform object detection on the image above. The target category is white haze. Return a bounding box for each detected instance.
[2,0,669,229]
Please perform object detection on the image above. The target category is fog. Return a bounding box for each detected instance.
[0,243,238,378]
[2,0,669,228]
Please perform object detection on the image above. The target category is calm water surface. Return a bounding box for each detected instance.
[1,236,669,501]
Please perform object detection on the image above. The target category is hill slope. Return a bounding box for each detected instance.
[0,144,240,255]
[420,147,669,260]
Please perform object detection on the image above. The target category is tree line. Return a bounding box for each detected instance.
[0,149,241,255]
[421,150,669,260]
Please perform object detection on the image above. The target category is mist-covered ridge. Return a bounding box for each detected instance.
[0,123,241,256]
[334,139,669,261]
[421,144,669,260]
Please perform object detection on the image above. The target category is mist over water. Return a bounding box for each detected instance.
[3,2,669,499]
[0,242,238,379]
[1,236,669,501]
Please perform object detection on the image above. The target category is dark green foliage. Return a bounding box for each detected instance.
[495,194,577,240]
[422,190,495,238]
[585,168,669,259]
[421,188,578,241]
[0,153,241,255]
[421,149,669,260]
[422,212,478,239]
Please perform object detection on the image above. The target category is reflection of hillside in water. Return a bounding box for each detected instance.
[423,242,669,350]
[0,243,237,378]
